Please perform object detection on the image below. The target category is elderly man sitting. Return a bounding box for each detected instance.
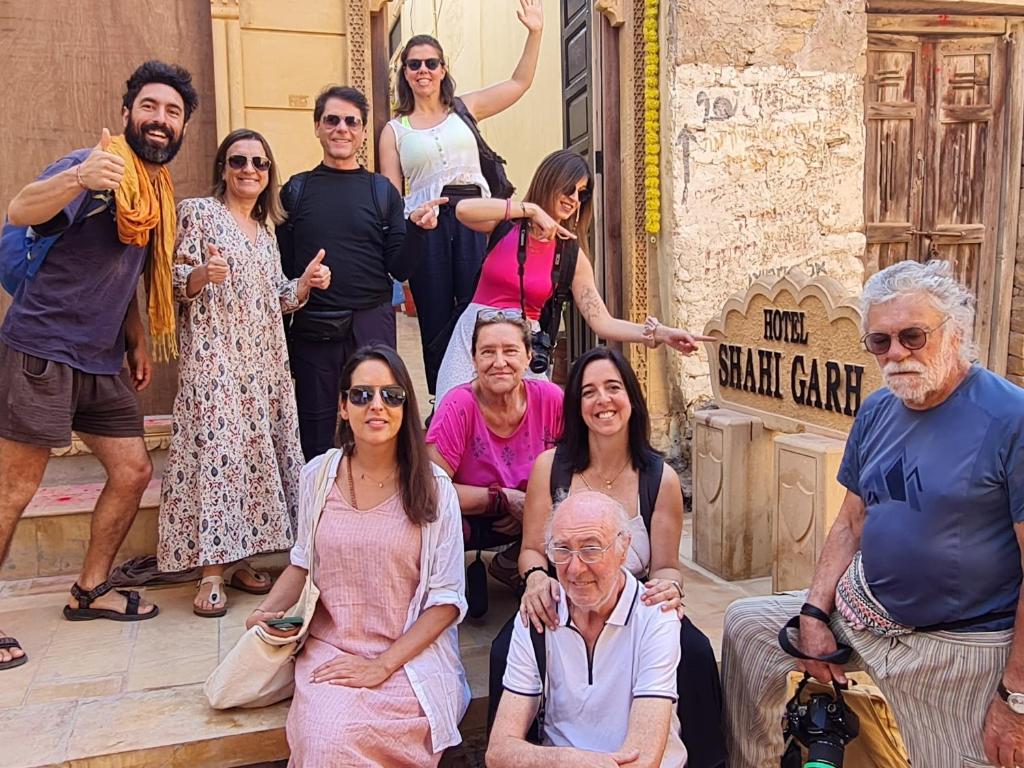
[487,490,686,768]
[722,260,1024,767]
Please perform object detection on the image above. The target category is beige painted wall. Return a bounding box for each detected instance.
[397,0,564,191]
[660,0,868,418]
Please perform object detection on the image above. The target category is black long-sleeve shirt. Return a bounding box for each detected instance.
[277,164,406,311]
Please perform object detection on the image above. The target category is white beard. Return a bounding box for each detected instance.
[882,342,959,406]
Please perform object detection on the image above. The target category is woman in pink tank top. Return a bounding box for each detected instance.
[429,149,715,406]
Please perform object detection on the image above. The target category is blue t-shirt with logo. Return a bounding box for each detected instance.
[837,366,1024,630]
[1,149,147,375]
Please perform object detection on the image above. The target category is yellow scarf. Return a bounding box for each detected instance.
[106,135,178,361]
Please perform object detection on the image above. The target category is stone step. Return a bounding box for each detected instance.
[3,479,161,581]
[41,415,172,487]
[0,560,508,767]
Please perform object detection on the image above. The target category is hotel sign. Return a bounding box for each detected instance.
[702,269,882,438]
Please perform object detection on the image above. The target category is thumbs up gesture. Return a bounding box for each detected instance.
[204,243,230,285]
[299,249,331,295]
[76,128,126,191]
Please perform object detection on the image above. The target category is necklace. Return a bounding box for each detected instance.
[347,456,397,510]
[579,457,632,491]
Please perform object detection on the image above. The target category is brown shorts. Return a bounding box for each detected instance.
[0,341,144,448]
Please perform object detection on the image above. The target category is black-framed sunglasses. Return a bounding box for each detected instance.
[476,308,526,323]
[226,154,272,172]
[861,316,950,355]
[345,385,407,408]
[563,184,592,205]
[406,57,442,72]
[321,114,363,130]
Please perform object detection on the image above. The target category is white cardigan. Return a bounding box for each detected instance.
[290,450,471,753]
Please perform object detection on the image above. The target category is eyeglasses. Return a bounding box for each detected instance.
[563,184,592,205]
[406,57,442,72]
[547,533,623,565]
[345,385,408,408]
[321,114,363,130]
[476,308,525,324]
[226,154,271,172]
[861,316,950,355]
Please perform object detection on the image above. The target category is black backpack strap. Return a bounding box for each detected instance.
[368,172,392,236]
[549,444,574,501]
[280,171,311,221]
[487,220,515,254]
[535,237,580,357]
[529,622,546,740]
[638,451,664,534]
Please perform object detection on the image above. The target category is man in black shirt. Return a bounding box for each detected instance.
[278,86,407,460]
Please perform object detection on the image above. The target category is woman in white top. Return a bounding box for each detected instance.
[245,345,469,765]
[378,0,544,404]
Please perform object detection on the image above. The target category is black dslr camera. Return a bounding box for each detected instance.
[781,674,860,768]
[530,330,553,374]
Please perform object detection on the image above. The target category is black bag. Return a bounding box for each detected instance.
[453,96,515,199]
[287,309,354,342]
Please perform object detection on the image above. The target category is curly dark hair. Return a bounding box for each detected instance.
[122,61,199,122]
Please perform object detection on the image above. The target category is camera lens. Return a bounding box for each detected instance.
[804,740,845,768]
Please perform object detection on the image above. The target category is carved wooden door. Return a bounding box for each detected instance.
[865,33,1008,364]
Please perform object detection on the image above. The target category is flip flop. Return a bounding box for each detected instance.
[0,637,27,670]
[193,575,228,618]
[224,561,273,595]
[63,581,159,622]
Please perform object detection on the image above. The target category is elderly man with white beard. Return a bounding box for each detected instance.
[720,260,1024,768]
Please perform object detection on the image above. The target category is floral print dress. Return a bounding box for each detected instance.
[158,197,304,572]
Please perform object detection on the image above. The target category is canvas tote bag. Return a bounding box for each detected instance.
[204,449,339,709]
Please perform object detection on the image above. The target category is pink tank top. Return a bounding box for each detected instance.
[471,224,557,320]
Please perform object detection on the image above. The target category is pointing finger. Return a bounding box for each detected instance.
[693,334,717,342]
[425,197,448,208]
[555,225,577,240]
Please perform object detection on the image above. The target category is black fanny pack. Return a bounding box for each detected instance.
[288,309,353,342]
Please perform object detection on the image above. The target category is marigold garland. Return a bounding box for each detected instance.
[642,0,660,234]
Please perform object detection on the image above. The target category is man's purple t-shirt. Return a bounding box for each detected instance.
[1,149,147,375]
[427,379,563,490]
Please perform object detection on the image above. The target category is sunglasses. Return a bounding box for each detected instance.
[226,154,271,172]
[321,114,363,130]
[406,57,442,72]
[564,184,592,205]
[861,316,950,355]
[476,308,525,323]
[345,385,407,408]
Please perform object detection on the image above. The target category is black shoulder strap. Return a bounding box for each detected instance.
[535,238,581,353]
[529,622,546,739]
[638,451,664,534]
[549,444,574,501]
[487,220,515,254]
[368,172,392,235]
[282,171,312,219]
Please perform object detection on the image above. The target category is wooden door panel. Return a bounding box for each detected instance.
[864,36,924,275]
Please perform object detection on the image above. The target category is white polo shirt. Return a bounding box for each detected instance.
[503,569,687,767]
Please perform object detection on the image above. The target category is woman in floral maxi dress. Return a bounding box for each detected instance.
[158,129,331,617]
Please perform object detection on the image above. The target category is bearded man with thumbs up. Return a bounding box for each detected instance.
[0,62,198,666]
[277,85,408,461]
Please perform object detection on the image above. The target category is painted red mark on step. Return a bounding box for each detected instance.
[938,14,951,24]
[57,496,72,502]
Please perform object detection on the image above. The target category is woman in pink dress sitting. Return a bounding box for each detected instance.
[245,345,469,766]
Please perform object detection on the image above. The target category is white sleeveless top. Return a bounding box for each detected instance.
[625,507,652,578]
[389,112,490,216]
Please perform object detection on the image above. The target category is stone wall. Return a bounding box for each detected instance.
[659,0,868,435]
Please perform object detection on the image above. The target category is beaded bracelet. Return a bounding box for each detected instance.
[641,316,662,348]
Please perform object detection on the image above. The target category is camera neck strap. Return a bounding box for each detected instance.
[778,615,854,666]
[515,223,572,321]
[516,222,529,318]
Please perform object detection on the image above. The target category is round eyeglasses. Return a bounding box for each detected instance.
[861,316,950,355]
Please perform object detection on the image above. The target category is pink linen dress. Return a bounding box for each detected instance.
[286,484,437,767]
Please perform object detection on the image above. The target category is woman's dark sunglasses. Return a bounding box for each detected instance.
[345,385,407,408]
[227,155,271,172]
[564,184,592,205]
[321,114,363,130]
[861,316,949,355]
[406,57,442,72]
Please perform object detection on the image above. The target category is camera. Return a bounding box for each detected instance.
[530,330,553,374]
[781,674,859,768]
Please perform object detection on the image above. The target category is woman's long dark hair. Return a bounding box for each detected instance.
[394,34,456,117]
[523,149,594,244]
[211,128,284,225]
[336,345,438,524]
[557,346,656,474]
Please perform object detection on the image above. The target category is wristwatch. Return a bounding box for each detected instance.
[998,680,1024,715]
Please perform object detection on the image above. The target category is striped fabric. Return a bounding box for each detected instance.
[721,593,1011,767]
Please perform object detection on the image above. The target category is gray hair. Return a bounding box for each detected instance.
[544,490,632,550]
[860,260,977,363]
